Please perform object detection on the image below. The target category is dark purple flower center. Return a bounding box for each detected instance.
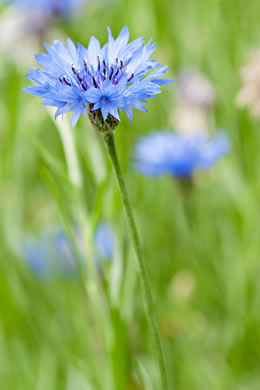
[101,96,109,104]
[59,56,134,92]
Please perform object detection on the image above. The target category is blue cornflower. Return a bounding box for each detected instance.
[22,223,115,277]
[24,26,173,127]
[23,229,77,276]
[134,131,230,177]
[5,0,84,17]
[94,222,115,260]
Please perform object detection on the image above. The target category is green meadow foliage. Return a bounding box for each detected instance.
[1,0,260,388]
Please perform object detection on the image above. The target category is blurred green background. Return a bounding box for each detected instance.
[1,0,260,389]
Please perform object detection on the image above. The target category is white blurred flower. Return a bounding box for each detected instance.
[0,6,51,66]
[172,70,216,135]
[236,49,260,117]
[0,0,85,67]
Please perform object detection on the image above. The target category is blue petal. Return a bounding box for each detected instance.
[101,106,109,120]
[88,36,101,69]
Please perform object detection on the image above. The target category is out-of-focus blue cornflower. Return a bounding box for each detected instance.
[4,0,84,17]
[23,229,81,276]
[24,26,173,126]
[94,223,115,260]
[134,131,230,178]
[22,223,115,277]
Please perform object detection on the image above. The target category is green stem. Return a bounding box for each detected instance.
[105,132,169,389]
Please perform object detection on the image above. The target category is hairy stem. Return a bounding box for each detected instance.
[104,132,169,389]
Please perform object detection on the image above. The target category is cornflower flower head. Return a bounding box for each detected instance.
[24,26,173,130]
[22,223,115,277]
[134,131,230,178]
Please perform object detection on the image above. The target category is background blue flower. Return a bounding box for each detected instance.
[4,0,84,16]
[22,223,115,277]
[134,131,231,177]
[24,26,173,126]
[94,222,115,260]
[22,229,80,276]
